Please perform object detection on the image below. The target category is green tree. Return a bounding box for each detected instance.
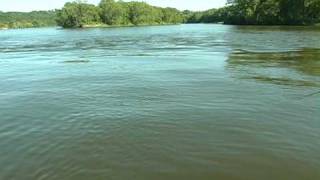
[99,0,128,25]
[127,2,156,25]
[193,0,320,25]
[305,0,320,23]
[279,0,305,24]
[56,0,100,28]
[161,8,183,24]
[0,11,56,28]
[254,0,280,24]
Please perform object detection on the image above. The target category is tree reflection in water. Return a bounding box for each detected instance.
[226,48,320,87]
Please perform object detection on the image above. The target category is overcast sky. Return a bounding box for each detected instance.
[0,0,227,12]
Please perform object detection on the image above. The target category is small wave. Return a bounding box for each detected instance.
[62,60,90,63]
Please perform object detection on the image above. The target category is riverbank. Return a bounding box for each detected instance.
[0,25,57,30]
[1,22,320,30]
[0,22,182,30]
[81,23,181,28]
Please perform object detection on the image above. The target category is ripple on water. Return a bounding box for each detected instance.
[0,25,320,180]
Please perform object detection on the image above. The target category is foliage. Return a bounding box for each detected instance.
[161,8,184,24]
[56,1,101,28]
[99,0,128,25]
[2,0,320,29]
[56,0,184,28]
[0,11,56,28]
[188,0,320,25]
[0,0,180,29]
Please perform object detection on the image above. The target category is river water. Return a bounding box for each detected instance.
[0,24,319,179]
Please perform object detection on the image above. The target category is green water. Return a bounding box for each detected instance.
[0,24,319,180]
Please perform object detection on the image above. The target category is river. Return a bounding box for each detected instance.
[0,24,319,179]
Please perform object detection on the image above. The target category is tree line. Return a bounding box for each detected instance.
[189,0,320,25]
[55,0,184,28]
[55,0,320,27]
[0,11,56,29]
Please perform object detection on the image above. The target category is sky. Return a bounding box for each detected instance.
[0,0,227,12]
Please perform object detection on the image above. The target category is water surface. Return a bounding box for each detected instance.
[0,24,319,180]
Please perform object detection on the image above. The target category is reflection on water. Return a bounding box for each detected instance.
[233,25,320,32]
[227,48,320,87]
[246,76,318,87]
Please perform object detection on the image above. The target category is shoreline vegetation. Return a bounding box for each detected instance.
[55,0,184,28]
[0,11,56,29]
[1,0,320,29]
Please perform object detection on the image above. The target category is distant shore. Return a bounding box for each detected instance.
[0,26,55,30]
[3,24,180,30]
[0,22,183,30]
[82,23,181,28]
[1,0,320,30]
[1,22,320,30]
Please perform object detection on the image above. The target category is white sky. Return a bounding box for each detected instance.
[0,0,227,12]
